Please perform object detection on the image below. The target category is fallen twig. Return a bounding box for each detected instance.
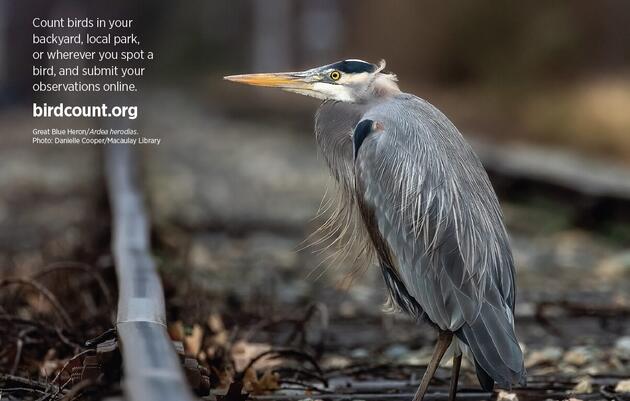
[0,373,62,393]
[9,338,24,375]
[0,315,81,350]
[238,348,324,381]
[60,377,102,401]
[536,300,630,335]
[0,278,73,329]
[32,261,114,312]
[273,366,328,387]
[48,349,94,388]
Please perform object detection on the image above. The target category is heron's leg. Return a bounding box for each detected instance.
[412,331,453,401]
[448,354,462,401]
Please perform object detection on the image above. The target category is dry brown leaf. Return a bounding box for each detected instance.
[208,313,229,346]
[242,368,257,391]
[39,349,62,377]
[616,379,630,393]
[524,347,563,368]
[571,376,593,394]
[563,348,592,367]
[214,330,229,346]
[168,320,184,341]
[230,341,273,372]
[245,369,280,395]
[208,313,225,332]
[497,390,518,401]
[184,324,204,356]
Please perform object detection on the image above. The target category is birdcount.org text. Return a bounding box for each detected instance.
[33,103,138,120]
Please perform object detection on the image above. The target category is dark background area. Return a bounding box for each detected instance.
[2,0,630,159]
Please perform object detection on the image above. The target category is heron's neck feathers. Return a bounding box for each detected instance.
[369,74,400,98]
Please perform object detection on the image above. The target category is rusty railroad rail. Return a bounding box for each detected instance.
[105,144,196,401]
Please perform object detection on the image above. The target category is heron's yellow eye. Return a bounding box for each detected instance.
[330,70,341,81]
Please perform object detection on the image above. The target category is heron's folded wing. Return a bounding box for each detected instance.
[353,96,524,385]
[353,112,515,326]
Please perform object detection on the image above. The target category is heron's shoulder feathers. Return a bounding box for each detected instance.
[353,103,517,318]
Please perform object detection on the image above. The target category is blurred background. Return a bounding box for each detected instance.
[1,0,630,395]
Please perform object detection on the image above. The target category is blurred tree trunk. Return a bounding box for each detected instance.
[298,0,341,65]
[0,0,6,92]
[252,0,291,71]
[600,0,630,67]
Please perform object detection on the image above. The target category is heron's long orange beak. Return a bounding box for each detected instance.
[223,72,310,89]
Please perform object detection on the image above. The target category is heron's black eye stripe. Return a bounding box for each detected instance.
[353,119,375,160]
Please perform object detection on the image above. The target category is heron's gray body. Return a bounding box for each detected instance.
[224,58,526,395]
[315,94,526,389]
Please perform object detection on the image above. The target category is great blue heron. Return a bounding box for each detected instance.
[225,59,526,401]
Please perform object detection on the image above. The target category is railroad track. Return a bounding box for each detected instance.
[105,144,197,401]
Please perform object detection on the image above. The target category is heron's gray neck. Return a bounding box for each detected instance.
[315,100,369,189]
[312,100,377,276]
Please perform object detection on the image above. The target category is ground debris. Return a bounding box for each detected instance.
[0,262,117,400]
[571,376,593,394]
[244,369,280,394]
[497,390,519,401]
[615,379,630,393]
[525,346,563,368]
[155,257,630,401]
[215,381,249,401]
